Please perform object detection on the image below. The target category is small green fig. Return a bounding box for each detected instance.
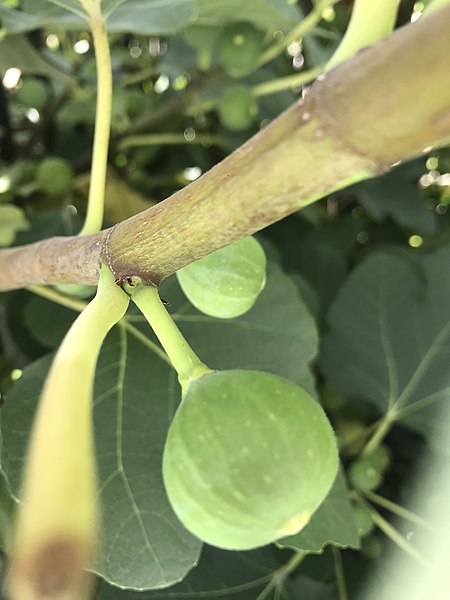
[217,23,263,74]
[176,237,266,319]
[352,500,375,537]
[36,157,74,199]
[348,455,383,492]
[369,445,391,473]
[361,535,383,560]
[163,370,339,550]
[217,85,258,131]
[17,78,49,111]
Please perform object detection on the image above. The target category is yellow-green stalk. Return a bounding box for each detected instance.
[129,282,210,395]
[7,265,128,600]
[424,0,450,16]
[327,0,399,70]
[78,1,112,235]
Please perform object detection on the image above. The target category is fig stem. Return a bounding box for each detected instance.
[332,547,349,600]
[362,412,396,456]
[8,264,129,600]
[256,0,337,70]
[251,64,324,98]
[326,0,398,71]
[79,4,112,236]
[368,506,429,566]
[130,284,211,393]
[363,491,439,534]
[424,0,450,16]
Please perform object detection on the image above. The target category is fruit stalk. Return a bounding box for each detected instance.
[7,265,129,600]
[326,0,398,70]
[424,0,450,15]
[79,3,112,235]
[129,283,210,393]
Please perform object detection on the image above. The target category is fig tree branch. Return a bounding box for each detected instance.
[1,7,450,292]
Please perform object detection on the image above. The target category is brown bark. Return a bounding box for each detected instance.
[1,7,450,292]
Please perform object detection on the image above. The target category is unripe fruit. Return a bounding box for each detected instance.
[7,266,129,600]
[217,23,263,74]
[352,500,375,537]
[177,237,266,318]
[369,445,391,473]
[163,369,339,550]
[217,85,258,131]
[17,79,48,111]
[36,157,74,198]
[348,455,383,492]
[361,535,383,560]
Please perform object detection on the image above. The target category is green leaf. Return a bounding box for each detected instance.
[0,205,30,246]
[96,546,338,600]
[13,208,83,245]
[105,0,196,34]
[0,471,15,553]
[278,470,359,553]
[1,261,318,589]
[0,35,73,84]
[320,247,450,452]
[0,2,81,33]
[24,295,77,349]
[295,240,348,317]
[0,0,195,34]
[96,546,283,599]
[176,237,267,319]
[290,574,337,600]
[43,0,87,18]
[355,161,436,235]
[194,0,302,30]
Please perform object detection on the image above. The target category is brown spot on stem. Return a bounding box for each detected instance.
[9,537,93,600]
[29,539,83,597]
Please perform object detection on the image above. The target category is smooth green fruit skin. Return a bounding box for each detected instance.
[217,23,263,74]
[352,501,374,537]
[17,78,48,110]
[218,86,258,131]
[369,445,391,472]
[349,457,383,492]
[177,237,266,318]
[361,535,383,560]
[163,370,339,550]
[36,157,74,198]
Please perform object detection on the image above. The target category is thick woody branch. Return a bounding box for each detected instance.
[1,7,450,291]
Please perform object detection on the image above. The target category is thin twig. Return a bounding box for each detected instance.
[332,547,348,600]
[369,505,429,566]
[364,490,438,534]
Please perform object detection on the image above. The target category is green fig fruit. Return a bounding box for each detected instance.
[36,157,74,199]
[163,369,339,550]
[217,23,263,74]
[176,237,266,319]
[217,85,258,131]
[352,500,375,537]
[348,455,383,492]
